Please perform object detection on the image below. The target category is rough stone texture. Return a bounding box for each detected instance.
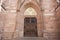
[0,13,5,39]
[41,0,60,40]
[0,0,60,40]
[55,7,60,40]
[3,12,17,39]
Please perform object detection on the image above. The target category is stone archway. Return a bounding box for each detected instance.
[16,2,44,37]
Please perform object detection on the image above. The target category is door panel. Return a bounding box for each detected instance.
[24,17,38,37]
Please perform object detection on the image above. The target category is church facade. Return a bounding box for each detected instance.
[0,0,60,40]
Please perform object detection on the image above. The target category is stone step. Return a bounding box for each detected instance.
[13,37,47,40]
[0,37,47,40]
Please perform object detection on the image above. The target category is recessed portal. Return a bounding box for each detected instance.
[24,17,38,37]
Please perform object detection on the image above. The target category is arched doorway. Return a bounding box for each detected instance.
[17,2,43,37]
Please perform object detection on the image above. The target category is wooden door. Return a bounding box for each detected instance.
[24,17,38,37]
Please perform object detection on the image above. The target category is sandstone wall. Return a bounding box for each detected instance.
[42,0,60,40]
[0,0,60,40]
